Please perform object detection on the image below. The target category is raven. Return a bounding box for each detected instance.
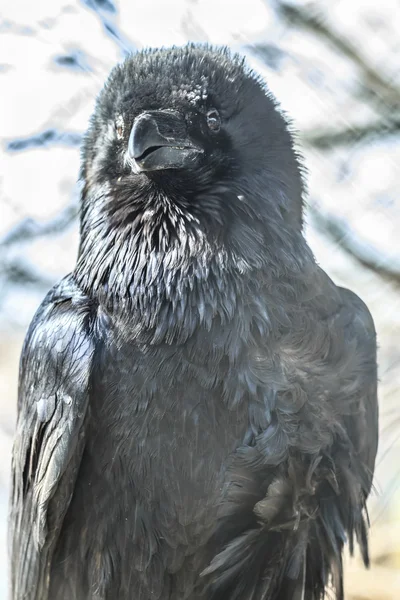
[9,45,378,600]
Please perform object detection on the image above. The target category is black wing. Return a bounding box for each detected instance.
[202,270,378,600]
[9,275,95,600]
[335,285,378,482]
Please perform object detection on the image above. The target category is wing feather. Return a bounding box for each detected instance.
[9,275,95,600]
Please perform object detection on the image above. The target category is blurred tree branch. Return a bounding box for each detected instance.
[275,0,400,108]
[302,115,400,148]
[0,203,78,250]
[0,203,78,289]
[309,205,400,281]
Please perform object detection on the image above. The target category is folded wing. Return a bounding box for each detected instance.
[9,276,95,600]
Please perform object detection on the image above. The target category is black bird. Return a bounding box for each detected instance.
[9,45,378,600]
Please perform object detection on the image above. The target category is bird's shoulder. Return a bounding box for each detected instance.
[315,270,377,372]
[335,285,376,340]
[302,265,376,348]
[19,274,95,399]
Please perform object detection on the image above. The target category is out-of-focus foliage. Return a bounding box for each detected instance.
[0,1,399,597]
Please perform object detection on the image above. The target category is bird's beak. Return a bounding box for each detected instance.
[128,110,203,172]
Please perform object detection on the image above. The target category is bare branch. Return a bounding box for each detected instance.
[275,1,400,107]
[308,204,400,281]
[0,203,78,250]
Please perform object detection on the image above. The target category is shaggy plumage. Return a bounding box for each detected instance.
[9,45,378,600]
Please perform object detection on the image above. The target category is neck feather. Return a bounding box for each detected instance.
[74,183,310,344]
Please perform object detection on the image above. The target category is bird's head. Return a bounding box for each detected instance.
[81,45,304,235]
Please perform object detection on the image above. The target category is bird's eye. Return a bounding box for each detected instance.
[206,109,221,132]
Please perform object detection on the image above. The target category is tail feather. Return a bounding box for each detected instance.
[280,558,306,600]
[200,451,370,600]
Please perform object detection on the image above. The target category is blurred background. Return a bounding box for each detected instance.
[0,0,399,597]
